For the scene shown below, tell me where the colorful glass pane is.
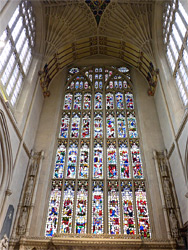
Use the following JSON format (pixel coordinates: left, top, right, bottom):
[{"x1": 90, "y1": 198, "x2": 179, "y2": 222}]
[
  {"x1": 95, "y1": 81, "x2": 98, "y2": 89},
  {"x1": 94, "y1": 113, "x2": 103, "y2": 138},
  {"x1": 92, "y1": 183, "x2": 103, "y2": 234},
  {"x1": 121, "y1": 183, "x2": 136, "y2": 234},
  {"x1": 45, "y1": 182, "x2": 61, "y2": 236},
  {"x1": 94, "y1": 92, "x2": 102, "y2": 109},
  {"x1": 59, "y1": 115, "x2": 69, "y2": 138},
  {"x1": 107, "y1": 144, "x2": 117, "y2": 179},
  {"x1": 70, "y1": 114, "x2": 80, "y2": 138},
  {"x1": 106, "y1": 93, "x2": 114, "y2": 109},
  {"x1": 64, "y1": 93, "x2": 72, "y2": 110},
  {"x1": 60, "y1": 182, "x2": 75, "y2": 233},
  {"x1": 131, "y1": 142, "x2": 144, "y2": 179},
  {"x1": 127, "y1": 112, "x2": 138, "y2": 138},
  {"x1": 53, "y1": 143, "x2": 66, "y2": 179},
  {"x1": 106, "y1": 113, "x2": 116, "y2": 138},
  {"x1": 99, "y1": 81, "x2": 102, "y2": 89},
  {"x1": 73, "y1": 93, "x2": 82, "y2": 110},
  {"x1": 80, "y1": 81, "x2": 83, "y2": 89},
  {"x1": 118, "y1": 67, "x2": 129, "y2": 73},
  {"x1": 116, "y1": 92, "x2": 124, "y2": 109},
  {"x1": 66, "y1": 144, "x2": 78, "y2": 179},
  {"x1": 93, "y1": 143, "x2": 103, "y2": 179},
  {"x1": 125, "y1": 93, "x2": 134, "y2": 109},
  {"x1": 108, "y1": 182, "x2": 120, "y2": 234},
  {"x1": 135, "y1": 182, "x2": 150, "y2": 238},
  {"x1": 117, "y1": 114, "x2": 126, "y2": 138},
  {"x1": 83, "y1": 93, "x2": 91, "y2": 109},
  {"x1": 75, "y1": 183, "x2": 88, "y2": 234},
  {"x1": 70, "y1": 81, "x2": 74, "y2": 89},
  {"x1": 79, "y1": 144, "x2": 89, "y2": 178},
  {"x1": 84, "y1": 81, "x2": 89, "y2": 89},
  {"x1": 81, "y1": 114, "x2": 90, "y2": 138},
  {"x1": 69, "y1": 67, "x2": 79, "y2": 74},
  {"x1": 119, "y1": 143, "x2": 130, "y2": 179}
]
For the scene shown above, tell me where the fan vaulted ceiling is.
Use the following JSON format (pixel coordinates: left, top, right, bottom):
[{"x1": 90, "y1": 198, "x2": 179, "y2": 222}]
[{"x1": 38, "y1": 0, "x2": 162, "y2": 96}]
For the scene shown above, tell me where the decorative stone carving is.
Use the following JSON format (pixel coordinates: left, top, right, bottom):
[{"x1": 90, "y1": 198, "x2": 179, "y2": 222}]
[
  {"x1": 18, "y1": 207, "x2": 28, "y2": 235},
  {"x1": 159, "y1": 159, "x2": 168, "y2": 177},
  {"x1": 0, "y1": 234, "x2": 8, "y2": 250},
  {"x1": 24, "y1": 177, "x2": 34, "y2": 206},
  {"x1": 163, "y1": 178, "x2": 173, "y2": 209},
  {"x1": 169, "y1": 209, "x2": 179, "y2": 238}
]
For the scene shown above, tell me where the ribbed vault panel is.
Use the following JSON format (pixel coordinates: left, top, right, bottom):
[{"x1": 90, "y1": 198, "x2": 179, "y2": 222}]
[
  {"x1": 43, "y1": 1, "x2": 97, "y2": 56},
  {"x1": 99, "y1": 2, "x2": 153, "y2": 57}
]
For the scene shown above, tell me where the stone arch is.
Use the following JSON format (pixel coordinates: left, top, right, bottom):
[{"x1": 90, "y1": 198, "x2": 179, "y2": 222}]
[
  {"x1": 185, "y1": 136, "x2": 188, "y2": 185},
  {"x1": 0, "y1": 110, "x2": 13, "y2": 212}
]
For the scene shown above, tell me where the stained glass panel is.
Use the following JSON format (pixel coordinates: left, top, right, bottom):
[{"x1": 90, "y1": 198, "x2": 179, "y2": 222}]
[
  {"x1": 66, "y1": 143, "x2": 78, "y2": 179},
  {"x1": 121, "y1": 182, "x2": 136, "y2": 234},
  {"x1": 117, "y1": 113, "x2": 127, "y2": 138},
  {"x1": 127, "y1": 111, "x2": 138, "y2": 138},
  {"x1": 75, "y1": 182, "x2": 88, "y2": 234},
  {"x1": 108, "y1": 182, "x2": 120, "y2": 234},
  {"x1": 70, "y1": 114, "x2": 80, "y2": 138},
  {"x1": 79, "y1": 143, "x2": 89, "y2": 178},
  {"x1": 93, "y1": 143, "x2": 103, "y2": 179},
  {"x1": 106, "y1": 113, "x2": 116, "y2": 138},
  {"x1": 94, "y1": 113, "x2": 103, "y2": 138},
  {"x1": 45, "y1": 182, "x2": 62, "y2": 236},
  {"x1": 83, "y1": 93, "x2": 91, "y2": 109},
  {"x1": 60, "y1": 181, "x2": 75, "y2": 233},
  {"x1": 125, "y1": 93, "x2": 134, "y2": 110},
  {"x1": 81, "y1": 113, "x2": 90, "y2": 138},
  {"x1": 106, "y1": 93, "x2": 114, "y2": 110},
  {"x1": 131, "y1": 141, "x2": 144, "y2": 179},
  {"x1": 94, "y1": 92, "x2": 102, "y2": 109},
  {"x1": 107, "y1": 143, "x2": 118, "y2": 179},
  {"x1": 119, "y1": 142, "x2": 130, "y2": 179},
  {"x1": 116, "y1": 92, "x2": 124, "y2": 109},
  {"x1": 64, "y1": 93, "x2": 72, "y2": 110},
  {"x1": 92, "y1": 182, "x2": 103, "y2": 234},
  {"x1": 73, "y1": 93, "x2": 82, "y2": 110},
  {"x1": 135, "y1": 182, "x2": 150, "y2": 238},
  {"x1": 59, "y1": 114, "x2": 70, "y2": 138},
  {"x1": 53, "y1": 143, "x2": 66, "y2": 179}
]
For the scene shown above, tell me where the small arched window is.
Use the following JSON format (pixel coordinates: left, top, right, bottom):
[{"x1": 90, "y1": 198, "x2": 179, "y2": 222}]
[
  {"x1": 0, "y1": 0, "x2": 35, "y2": 106},
  {"x1": 163, "y1": 0, "x2": 188, "y2": 106}
]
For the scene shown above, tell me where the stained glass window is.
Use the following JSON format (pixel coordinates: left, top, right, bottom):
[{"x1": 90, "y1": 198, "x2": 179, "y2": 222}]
[
  {"x1": 94, "y1": 92, "x2": 102, "y2": 109},
  {"x1": 92, "y1": 182, "x2": 103, "y2": 234},
  {"x1": 106, "y1": 93, "x2": 114, "y2": 109},
  {"x1": 75, "y1": 182, "x2": 88, "y2": 234},
  {"x1": 108, "y1": 181, "x2": 120, "y2": 234},
  {"x1": 45, "y1": 181, "x2": 62, "y2": 236},
  {"x1": 60, "y1": 181, "x2": 75, "y2": 233},
  {"x1": 46, "y1": 66, "x2": 151, "y2": 238},
  {"x1": 106, "y1": 113, "x2": 116, "y2": 138},
  {"x1": 59, "y1": 113, "x2": 70, "y2": 138},
  {"x1": 66, "y1": 143, "x2": 78, "y2": 179},
  {"x1": 83, "y1": 93, "x2": 91, "y2": 109},
  {"x1": 79, "y1": 143, "x2": 89, "y2": 178},
  {"x1": 93, "y1": 143, "x2": 103, "y2": 179},
  {"x1": 53, "y1": 143, "x2": 66, "y2": 179},
  {"x1": 94, "y1": 113, "x2": 103, "y2": 138},
  {"x1": 107, "y1": 143, "x2": 118, "y2": 179},
  {"x1": 119, "y1": 142, "x2": 130, "y2": 179},
  {"x1": 121, "y1": 182, "x2": 136, "y2": 234}
]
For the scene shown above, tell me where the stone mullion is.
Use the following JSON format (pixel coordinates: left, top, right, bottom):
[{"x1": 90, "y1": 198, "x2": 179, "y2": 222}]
[
  {"x1": 87, "y1": 78, "x2": 94, "y2": 233},
  {"x1": 103, "y1": 77, "x2": 108, "y2": 234}
]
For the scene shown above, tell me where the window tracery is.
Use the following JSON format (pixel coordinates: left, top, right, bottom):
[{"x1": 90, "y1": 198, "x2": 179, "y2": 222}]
[{"x1": 45, "y1": 66, "x2": 151, "y2": 238}]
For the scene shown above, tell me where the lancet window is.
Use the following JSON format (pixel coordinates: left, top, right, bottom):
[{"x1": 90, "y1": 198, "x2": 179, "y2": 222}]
[{"x1": 45, "y1": 66, "x2": 151, "y2": 238}]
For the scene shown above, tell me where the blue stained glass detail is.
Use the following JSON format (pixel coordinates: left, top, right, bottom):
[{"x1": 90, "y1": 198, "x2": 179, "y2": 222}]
[
  {"x1": 117, "y1": 114, "x2": 127, "y2": 138},
  {"x1": 64, "y1": 93, "x2": 72, "y2": 110},
  {"x1": 127, "y1": 112, "x2": 138, "y2": 138},
  {"x1": 93, "y1": 143, "x2": 103, "y2": 179},
  {"x1": 106, "y1": 93, "x2": 114, "y2": 109},
  {"x1": 66, "y1": 144, "x2": 78, "y2": 179},
  {"x1": 53, "y1": 143, "x2": 66, "y2": 179},
  {"x1": 73, "y1": 93, "x2": 82, "y2": 110},
  {"x1": 125, "y1": 93, "x2": 134, "y2": 109},
  {"x1": 70, "y1": 114, "x2": 80, "y2": 138},
  {"x1": 106, "y1": 113, "x2": 115, "y2": 138},
  {"x1": 131, "y1": 142, "x2": 144, "y2": 179},
  {"x1": 94, "y1": 92, "x2": 102, "y2": 109},
  {"x1": 119, "y1": 143, "x2": 130, "y2": 179},
  {"x1": 69, "y1": 67, "x2": 79, "y2": 74},
  {"x1": 116, "y1": 92, "x2": 124, "y2": 109},
  {"x1": 59, "y1": 114, "x2": 69, "y2": 138},
  {"x1": 79, "y1": 144, "x2": 89, "y2": 179}
]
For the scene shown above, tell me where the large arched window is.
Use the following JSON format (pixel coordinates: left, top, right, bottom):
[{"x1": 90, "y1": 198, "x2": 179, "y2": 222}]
[
  {"x1": 163, "y1": 0, "x2": 188, "y2": 106},
  {"x1": 0, "y1": 0, "x2": 35, "y2": 106},
  {"x1": 45, "y1": 66, "x2": 151, "y2": 238}
]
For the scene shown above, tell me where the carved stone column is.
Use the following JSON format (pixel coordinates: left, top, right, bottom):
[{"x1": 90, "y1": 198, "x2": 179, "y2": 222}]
[
  {"x1": 153, "y1": 150, "x2": 182, "y2": 241},
  {"x1": 13, "y1": 151, "x2": 44, "y2": 238}
]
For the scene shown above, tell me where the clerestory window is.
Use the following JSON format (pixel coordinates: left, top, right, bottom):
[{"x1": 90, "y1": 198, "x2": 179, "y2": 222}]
[
  {"x1": 45, "y1": 66, "x2": 151, "y2": 238},
  {"x1": 0, "y1": 0, "x2": 35, "y2": 106},
  {"x1": 163, "y1": 0, "x2": 188, "y2": 106}
]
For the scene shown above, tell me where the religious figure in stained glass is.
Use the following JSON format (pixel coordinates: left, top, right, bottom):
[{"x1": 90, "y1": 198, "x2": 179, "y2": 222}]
[
  {"x1": 81, "y1": 113, "x2": 90, "y2": 138},
  {"x1": 70, "y1": 113, "x2": 80, "y2": 138},
  {"x1": 117, "y1": 113, "x2": 126, "y2": 138},
  {"x1": 119, "y1": 142, "x2": 130, "y2": 179},
  {"x1": 127, "y1": 111, "x2": 138, "y2": 138},
  {"x1": 107, "y1": 143, "x2": 118, "y2": 179},
  {"x1": 64, "y1": 93, "x2": 72, "y2": 110},
  {"x1": 94, "y1": 92, "x2": 102, "y2": 109},
  {"x1": 59, "y1": 114, "x2": 70, "y2": 138},
  {"x1": 93, "y1": 143, "x2": 103, "y2": 179},
  {"x1": 53, "y1": 143, "x2": 66, "y2": 179},
  {"x1": 78, "y1": 143, "x2": 89, "y2": 178},
  {"x1": 66, "y1": 143, "x2": 78, "y2": 179},
  {"x1": 83, "y1": 93, "x2": 91, "y2": 109},
  {"x1": 106, "y1": 113, "x2": 116, "y2": 138},
  {"x1": 92, "y1": 182, "x2": 103, "y2": 234},
  {"x1": 94, "y1": 113, "x2": 103, "y2": 138}
]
